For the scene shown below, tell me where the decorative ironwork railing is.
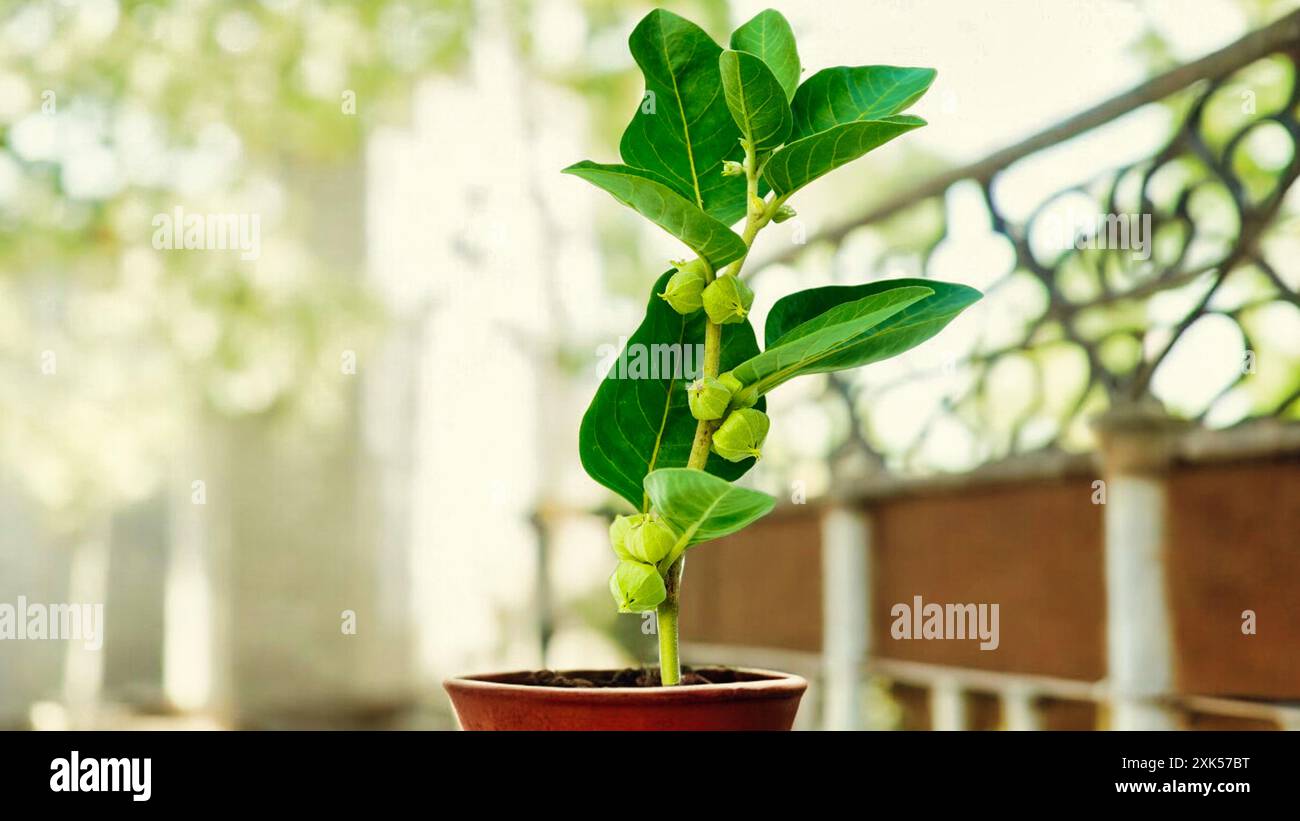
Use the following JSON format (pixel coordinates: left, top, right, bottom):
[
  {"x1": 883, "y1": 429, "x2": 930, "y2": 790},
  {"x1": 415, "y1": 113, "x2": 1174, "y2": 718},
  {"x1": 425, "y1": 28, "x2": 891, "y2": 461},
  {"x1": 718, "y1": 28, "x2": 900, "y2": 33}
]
[{"x1": 750, "y1": 11, "x2": 1300, "y2": 476}]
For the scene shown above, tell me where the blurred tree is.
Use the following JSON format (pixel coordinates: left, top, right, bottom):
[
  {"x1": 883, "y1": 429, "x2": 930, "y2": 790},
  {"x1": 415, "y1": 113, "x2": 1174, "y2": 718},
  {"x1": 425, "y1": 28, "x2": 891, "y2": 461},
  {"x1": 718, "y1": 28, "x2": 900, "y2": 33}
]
[{"x1": 0, "y1": 0, "x2": 474, "y2": 522}]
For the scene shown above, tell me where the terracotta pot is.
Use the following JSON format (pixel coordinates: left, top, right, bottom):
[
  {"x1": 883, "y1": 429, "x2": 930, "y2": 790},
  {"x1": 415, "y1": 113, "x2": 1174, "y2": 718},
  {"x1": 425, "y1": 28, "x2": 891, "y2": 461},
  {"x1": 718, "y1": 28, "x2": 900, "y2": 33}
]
[{"x1": 444, "y1": 667, "x2": 807, "y2": 730}]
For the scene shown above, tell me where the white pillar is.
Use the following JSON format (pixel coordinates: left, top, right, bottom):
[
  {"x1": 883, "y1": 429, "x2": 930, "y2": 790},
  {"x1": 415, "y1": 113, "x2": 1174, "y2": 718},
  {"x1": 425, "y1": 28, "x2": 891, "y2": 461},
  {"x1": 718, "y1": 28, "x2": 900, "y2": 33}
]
[
  {"x1": 1093, "y1": 403, "x2": 1185, "y2": 730},
  {"x1": 0, "y1": 477, "x2": 65, "y2": 728},
  {"x1": 62, "y1": 520, "x2": 111, "y2": 729},
  {"x1": 821, "y1": 505, "x2": 871, "y2": 730},
  {"x1": 163, "y1": 443, "x2": 226, "y2": 715},
  {"x1": 930, "y1": 676, "x2": 967, "y2": 730},
  {"x1": 1001, "y1": 682, "x2": 1041, "y2": 730}
]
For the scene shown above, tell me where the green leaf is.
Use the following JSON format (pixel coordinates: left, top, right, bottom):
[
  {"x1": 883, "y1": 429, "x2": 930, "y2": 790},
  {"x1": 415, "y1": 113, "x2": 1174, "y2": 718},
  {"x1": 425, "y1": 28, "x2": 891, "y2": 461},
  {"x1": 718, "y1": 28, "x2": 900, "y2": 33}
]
[
  {"x1": 719, "y1": 50, "x2": 793, "y2": 152},
  {"x1": 730, "y1": 284, "x2": 934, "y2": 396},
  {"x1": 580, "y1": 270, "x2": 767, "y2": 510},
  {"x1": 620, "y1": 9, "x2": 747, "y2": 225},
  {"x1": 790, "y1": 65, "x2": 936, "y2": 141},
  {"x1": 563, "y1": 161, "x2": 747, "y2": 268},
  {"x1": 764, "y1": 279, "x2": 983, "y2": 373},
  {"x1": 730, "y1": 9, "x2": 801, "y2": 102},
  {"x1": 643, "y1": 468, "x2": 775, "y2": 549},
  {"x1": 763, "y1": 115, "x2": 926, "y2": 197}
]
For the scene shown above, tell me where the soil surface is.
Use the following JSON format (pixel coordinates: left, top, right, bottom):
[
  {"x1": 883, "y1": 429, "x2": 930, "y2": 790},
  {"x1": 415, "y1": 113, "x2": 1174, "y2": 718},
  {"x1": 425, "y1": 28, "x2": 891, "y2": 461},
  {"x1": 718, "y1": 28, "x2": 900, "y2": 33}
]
[{"x1": 511, "y1": 666, "x2": 743, "y2": 688}]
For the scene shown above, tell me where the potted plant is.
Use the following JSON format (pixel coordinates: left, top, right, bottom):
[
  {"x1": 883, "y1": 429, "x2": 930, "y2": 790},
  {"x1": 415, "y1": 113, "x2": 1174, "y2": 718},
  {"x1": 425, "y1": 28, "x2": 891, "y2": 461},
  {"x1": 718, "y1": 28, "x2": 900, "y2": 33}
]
[{"x1": 445, "y1": 6, "x2": 979, "y2": 730}]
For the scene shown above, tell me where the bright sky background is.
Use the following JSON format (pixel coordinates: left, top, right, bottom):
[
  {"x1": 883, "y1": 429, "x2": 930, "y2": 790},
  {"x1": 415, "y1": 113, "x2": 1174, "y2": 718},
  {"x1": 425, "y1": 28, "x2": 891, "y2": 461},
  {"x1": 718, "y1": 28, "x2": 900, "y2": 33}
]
[{"x1": 757, "y1": 0, "x2": 1247, "y2": 159}]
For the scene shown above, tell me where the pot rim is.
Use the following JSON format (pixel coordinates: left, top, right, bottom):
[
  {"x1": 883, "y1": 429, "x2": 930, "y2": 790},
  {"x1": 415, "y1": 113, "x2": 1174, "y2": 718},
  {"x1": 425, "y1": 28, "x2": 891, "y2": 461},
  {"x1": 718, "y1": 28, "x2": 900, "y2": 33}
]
[{"x1": 444, "y1": 666, "x2": 807, "y2": 702}]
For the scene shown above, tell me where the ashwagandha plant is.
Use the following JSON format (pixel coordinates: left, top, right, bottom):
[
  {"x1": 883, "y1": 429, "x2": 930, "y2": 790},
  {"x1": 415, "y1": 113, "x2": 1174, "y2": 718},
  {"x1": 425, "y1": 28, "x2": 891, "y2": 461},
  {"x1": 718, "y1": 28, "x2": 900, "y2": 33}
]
[{"x1": 565, "y1": 7, "x2": 981, "y2": 685}]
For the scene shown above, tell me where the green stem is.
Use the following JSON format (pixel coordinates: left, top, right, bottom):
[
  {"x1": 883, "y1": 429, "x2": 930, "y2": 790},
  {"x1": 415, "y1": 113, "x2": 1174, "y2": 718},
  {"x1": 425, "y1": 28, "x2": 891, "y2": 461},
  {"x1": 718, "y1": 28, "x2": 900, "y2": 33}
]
[
  {"x1": 657, "y1": 559, "x2": 682, "y2": 685},
  {"x1": 656, "y1": 139, "x2": 782, "y2": 685}
]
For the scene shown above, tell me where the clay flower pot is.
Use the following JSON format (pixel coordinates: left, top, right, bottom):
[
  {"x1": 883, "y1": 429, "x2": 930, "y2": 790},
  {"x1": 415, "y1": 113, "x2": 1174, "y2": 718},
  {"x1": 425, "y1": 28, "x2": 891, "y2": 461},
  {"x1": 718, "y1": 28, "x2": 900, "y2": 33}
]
[{"x1": 444, "y1": 667, "x2": 806, "y2": 731}]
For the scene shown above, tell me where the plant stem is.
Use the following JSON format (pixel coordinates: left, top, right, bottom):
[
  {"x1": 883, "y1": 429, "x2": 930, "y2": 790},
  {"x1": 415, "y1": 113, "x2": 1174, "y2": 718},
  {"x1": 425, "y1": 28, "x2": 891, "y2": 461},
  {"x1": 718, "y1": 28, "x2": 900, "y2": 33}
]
[
  {"x1": 657, "y1": 559, "x2": 682, "y2": 684},
  {"x1": 656, "y1": 139, "x2": 782, "y2": 685}
]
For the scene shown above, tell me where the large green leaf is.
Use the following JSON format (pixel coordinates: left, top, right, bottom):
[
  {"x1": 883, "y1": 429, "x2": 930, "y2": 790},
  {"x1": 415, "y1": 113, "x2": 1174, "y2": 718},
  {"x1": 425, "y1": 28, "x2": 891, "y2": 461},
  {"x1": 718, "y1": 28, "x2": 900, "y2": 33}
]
[
  {"x1": 720, "y1": 50, "x2": 793, "y2": 152},
  {"x1": 730, "y1": 285, "x2": 934, "y2": 396},
  {"x1": 580, "y1": 270, "x2": 766, "y2": 510},
  {"x1": 729, "y1": 9, "x2": 800, "y2": 102},
  {"x1": 765, "y1": 278, "x2": 983, "y2": 373},
  {"x1": 791, "y1": 65, "x2": 936, "y2": 140},
  {"x1": 643, "y1": 468, "x2": 775, "y2": 553},
  {"x1": 619, "y1": 9, "x2": 747, "y2": 225},
  {"x1": 763, "y1": 115, "x2": 926, "y2": 197},
  {"x1": 563, "y1": 161, "x2": 747, "y2": 268}
]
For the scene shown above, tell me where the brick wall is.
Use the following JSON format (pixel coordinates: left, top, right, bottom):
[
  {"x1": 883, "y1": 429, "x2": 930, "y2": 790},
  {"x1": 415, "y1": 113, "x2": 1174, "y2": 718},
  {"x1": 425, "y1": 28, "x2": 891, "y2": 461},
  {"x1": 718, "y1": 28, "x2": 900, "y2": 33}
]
[{"x1": 680, "y1": 454, "x2": 1300, "y2": 699}]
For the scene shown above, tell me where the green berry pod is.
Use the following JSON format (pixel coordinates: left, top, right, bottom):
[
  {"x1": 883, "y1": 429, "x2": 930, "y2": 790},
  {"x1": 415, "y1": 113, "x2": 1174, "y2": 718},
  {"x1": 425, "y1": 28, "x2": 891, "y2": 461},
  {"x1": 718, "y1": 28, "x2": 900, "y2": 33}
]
[
  {"x1": 772, "y1": 203, "x2": 797, "y2": 223},
  {"x1": 687, "y1": 376, "x2": 732, "y2": 421},
  {"x1": 702, "y1": 275, "x2": 754, "y2": 325},
  {"x1": 717, "y1": 371, "x2": 757, "y2": 409},
  {"x1": 625, "y1": 513, "x2": 677, "y2": 564},
  {"x1": 608, "y1": 514, "x2": 641, "y2": 561},
  {"x1": 659, "y1": 268, "x2": 706, "y2": 314},
  {"x1": 608, "y1": 560, "x2": 667, "y2": 613},
  {"x1": 711, "y1": 408, "x2": 770, "y2": 462}
]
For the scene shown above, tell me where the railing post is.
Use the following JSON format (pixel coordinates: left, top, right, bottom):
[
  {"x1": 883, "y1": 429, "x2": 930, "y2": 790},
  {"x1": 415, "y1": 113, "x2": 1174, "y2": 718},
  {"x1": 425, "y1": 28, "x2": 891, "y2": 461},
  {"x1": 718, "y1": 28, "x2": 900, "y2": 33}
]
[
  {"x1": 930, "y1": 676, "x2": 968, "y2": 730},
  {"x1": 1001, "y1": 682, "x2": 1042, "y2": 731},
  {"x1": 1093, "y1": 403, "x2": 1186, "y2": 730},
  {"x1": 820, "y1": 504, "x2": 872, "y2": 730}
]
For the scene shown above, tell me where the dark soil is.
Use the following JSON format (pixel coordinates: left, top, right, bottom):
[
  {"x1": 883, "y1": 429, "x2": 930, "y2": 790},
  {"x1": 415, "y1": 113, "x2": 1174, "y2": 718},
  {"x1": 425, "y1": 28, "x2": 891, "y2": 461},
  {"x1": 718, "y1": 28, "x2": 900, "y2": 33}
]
[{"x1": 511, "y1": 666, "x2": 744, "y2": 688}]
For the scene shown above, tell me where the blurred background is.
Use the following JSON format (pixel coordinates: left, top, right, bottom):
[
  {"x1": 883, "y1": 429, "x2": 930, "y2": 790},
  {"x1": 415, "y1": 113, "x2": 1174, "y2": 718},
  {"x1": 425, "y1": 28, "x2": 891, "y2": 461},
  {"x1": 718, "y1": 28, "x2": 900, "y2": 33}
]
[{"x1": 1, "y1": 0, "x2": 1297, "y2": 730}]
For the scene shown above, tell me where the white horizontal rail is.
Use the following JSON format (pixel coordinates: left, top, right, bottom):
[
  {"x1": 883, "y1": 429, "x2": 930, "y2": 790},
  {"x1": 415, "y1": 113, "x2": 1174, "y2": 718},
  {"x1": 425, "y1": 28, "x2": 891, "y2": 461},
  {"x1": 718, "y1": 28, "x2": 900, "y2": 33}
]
[{"x1": 686, "y1": 643, "x2": 1300, "y2": 728}]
